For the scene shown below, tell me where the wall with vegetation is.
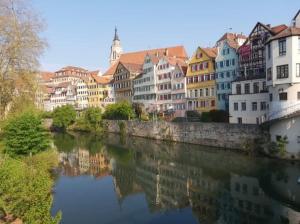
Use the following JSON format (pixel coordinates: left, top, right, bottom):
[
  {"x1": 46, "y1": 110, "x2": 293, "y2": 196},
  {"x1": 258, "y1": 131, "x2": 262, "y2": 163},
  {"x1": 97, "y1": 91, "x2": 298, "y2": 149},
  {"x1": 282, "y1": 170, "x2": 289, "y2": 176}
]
[{"x1": 104, "y1": 120, "x2": 263, "y2": 151}]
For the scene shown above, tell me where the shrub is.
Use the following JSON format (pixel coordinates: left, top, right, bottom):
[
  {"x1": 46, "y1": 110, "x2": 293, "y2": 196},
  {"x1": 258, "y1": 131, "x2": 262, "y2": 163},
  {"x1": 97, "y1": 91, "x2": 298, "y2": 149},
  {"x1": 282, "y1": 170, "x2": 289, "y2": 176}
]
[
  {"x1": 0, "y1": 150, "x2": 61, "y2": 224},
  {"x1": 52, "y1": 105, "x2": 76, "y2": 130},
  {"x1": 84, "y1": 107, "x2": 102, "y2": 131},
  {"x1": 103, "y1": 102, "x2": 135, "y2": 120},
  {"x1": 2, "y1": 112, "x2": 50, "y2": 157}
]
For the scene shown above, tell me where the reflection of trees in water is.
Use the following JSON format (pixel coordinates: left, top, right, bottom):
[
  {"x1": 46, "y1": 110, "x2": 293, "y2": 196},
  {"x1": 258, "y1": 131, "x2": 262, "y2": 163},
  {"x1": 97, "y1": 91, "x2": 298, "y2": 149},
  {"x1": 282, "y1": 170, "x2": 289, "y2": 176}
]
[{"x1": 54, "y1": 133, "x2": 300, "y2": 224}]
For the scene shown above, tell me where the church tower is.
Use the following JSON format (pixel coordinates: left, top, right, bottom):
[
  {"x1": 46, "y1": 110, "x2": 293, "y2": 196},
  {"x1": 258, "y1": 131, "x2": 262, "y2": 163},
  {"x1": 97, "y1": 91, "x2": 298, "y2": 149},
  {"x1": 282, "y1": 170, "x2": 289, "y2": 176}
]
[{"x1": 109, "y1": 27, "x2": 123, "y2": 66}]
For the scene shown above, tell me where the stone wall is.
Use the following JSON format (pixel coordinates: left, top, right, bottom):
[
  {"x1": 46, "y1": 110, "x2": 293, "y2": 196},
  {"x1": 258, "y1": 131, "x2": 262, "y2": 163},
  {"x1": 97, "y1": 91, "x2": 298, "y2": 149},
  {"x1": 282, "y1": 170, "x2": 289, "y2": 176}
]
[{"x1": 103, "y1": 120, "x2": 263, "y2": 151}]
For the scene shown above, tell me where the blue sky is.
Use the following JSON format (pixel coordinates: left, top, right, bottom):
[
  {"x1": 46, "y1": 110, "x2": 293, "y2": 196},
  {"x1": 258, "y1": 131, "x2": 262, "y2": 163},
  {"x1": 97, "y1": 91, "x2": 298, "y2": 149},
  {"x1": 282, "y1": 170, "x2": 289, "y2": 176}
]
[{"x1": 32, "y1": 0, "x2": 300, "y2": 73}]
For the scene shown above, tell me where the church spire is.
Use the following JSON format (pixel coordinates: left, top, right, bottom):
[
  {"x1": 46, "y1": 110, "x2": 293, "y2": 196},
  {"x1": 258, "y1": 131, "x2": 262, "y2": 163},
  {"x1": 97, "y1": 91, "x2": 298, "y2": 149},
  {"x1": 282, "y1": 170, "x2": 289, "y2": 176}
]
[
  {"x1": 114, "y1": 26, "x2": 120, "y2": 41},
  {"x1": 109, "y1": 26, "x2": 123, "y2": 66}
]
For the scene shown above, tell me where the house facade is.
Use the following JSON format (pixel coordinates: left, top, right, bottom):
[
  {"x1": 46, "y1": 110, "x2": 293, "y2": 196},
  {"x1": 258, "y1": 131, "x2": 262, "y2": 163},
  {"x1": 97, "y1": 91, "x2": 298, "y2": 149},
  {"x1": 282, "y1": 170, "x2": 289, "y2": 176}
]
[
  {"x1": 229, "y1": 78, "x2": 268, "y2": 124},
  {"x1": 186, "y1": 47, "x2": 217, "y2": 113},
  {"x1": 215, "y1": 33, "x2": 246, "y2": 111},
  {"x1": 266, "y1": 10, "x2": 300, "y2": 154},
  {"x1": 113, "y1": 62, "x2": 143, "y2": 103},
  {"x1": 132, "y1": 54, "x2": 158, "y2": 113},
  {"x1": 229, "y1": 22, "x2": 287, "y2": 124}
]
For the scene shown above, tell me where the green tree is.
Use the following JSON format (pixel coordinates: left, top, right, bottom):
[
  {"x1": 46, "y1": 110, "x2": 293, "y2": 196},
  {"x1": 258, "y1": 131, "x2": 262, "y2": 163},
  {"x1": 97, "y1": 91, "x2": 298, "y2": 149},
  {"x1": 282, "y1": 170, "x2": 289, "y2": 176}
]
[
  {"x1": 2, "y1": 112, "x2": 50, "y2": 157},
  {"x1": 84, "y1": 107, "x2": 102, "y2": 131},
  {"x1": 52, "y1": 105, "x2": 76, "y2": 131},
  {"x1": 103, "y1": 102, "x2": 135, "y2": 120}
]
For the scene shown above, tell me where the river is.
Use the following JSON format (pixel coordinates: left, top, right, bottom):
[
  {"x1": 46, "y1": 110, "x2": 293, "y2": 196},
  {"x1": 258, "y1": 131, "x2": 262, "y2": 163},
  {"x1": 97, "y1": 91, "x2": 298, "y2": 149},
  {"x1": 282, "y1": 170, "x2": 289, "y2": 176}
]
[{"x1": 51, "y1": 132, "x2": 300, "y2": 224}]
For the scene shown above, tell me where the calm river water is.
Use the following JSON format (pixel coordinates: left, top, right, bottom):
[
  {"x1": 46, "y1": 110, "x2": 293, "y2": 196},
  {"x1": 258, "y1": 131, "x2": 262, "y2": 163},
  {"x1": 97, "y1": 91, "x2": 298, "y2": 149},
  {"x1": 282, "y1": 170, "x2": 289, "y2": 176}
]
[{"x1": 51, "y1": 133, "x2": 300, "y2": 224}]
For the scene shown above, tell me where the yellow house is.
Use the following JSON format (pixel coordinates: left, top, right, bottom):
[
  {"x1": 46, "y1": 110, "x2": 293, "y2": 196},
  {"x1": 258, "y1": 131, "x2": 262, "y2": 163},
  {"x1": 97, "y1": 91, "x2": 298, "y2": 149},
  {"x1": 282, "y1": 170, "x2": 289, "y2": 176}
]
[
  {"x1": 186, "y1": 47, "x2": 217, "y2": 112},
  {"x1": 87, "y1": 72, "x2": 112, "y2": 109}
]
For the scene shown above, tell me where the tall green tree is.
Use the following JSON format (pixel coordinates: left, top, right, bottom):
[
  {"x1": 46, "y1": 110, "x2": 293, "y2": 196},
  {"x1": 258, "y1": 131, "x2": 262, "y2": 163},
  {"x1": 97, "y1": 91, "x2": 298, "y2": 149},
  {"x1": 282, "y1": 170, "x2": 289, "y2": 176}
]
[
  {"x1": 2, "y1": 112, "x2": 50, "y2": 157},
  {"x1": 52, "y1": 105, "x2": 76, "y2": 131}
]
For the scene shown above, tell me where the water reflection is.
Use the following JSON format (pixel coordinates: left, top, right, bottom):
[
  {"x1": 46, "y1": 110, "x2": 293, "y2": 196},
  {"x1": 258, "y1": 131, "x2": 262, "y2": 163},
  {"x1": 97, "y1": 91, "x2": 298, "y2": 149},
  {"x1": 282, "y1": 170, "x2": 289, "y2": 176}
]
[{"x1": 52, "y1": 133, "x2": 300, "y2": 224}]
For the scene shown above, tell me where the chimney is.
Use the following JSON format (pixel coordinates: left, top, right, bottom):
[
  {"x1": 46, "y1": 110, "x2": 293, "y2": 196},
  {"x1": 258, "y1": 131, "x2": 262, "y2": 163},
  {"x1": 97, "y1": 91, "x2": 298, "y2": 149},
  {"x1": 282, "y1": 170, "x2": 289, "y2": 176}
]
[{"x1": 155, "y1": 51, "x2": 159, "y2": 57}]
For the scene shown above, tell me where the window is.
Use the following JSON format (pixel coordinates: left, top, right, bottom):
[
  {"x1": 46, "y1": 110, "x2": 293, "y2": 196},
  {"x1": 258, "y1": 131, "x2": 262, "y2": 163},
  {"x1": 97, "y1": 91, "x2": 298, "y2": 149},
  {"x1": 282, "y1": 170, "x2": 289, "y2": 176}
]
[
  {"x1": 261, "y1": 102, "x2": 267, "y2": 111},
  {"x1": 269, "y1": 93, "x2": 273, "y2": 102},
  {"x1": 297, "y1": 136, "x2": 300, "y2": 143},
  {"x1": 298, "y1": 92, "x2": 300, "y2": 100},
  {"x1": 279, "y1": 92, "x2": 287, "y2": 101},
  {"x1": 245, "y1": 83, "x2": 250, "y2": 94},
  {"x1": 252, "y1": 102, "x2": 257, "y2": 111},
  {"x1": 277, "y1": 65, "x2": 289, "y2": 79},
  {"x1": 226, "y1": 60, "x2": 230, "y2": 67},
  {"x1": 253, "y1": 82, "x2": 259, "y2": 93},
  {"x1": 278, "y1": 38, "x2": 286, "y2": 56},
  {"x1": 267, "y1": 43, "x2": 271, "y2": 59},
  {"x1": 232, "y1": 59, "x2": 235, "y2": 66},
  {"x1": 234, "y1": 103, "x2": 238, "y2": 111},
  {"x1": 236, "y1": 84, "x2": 241, "y2": 94},
  {"x1": 297, "y1": 64, "x2": 300, "y2": 77},
  {"x1": 267, "y1": 68, "x2": 272, "y2": 81},
  {"x1": 241, "y1": 102, "x2": 246, "y2": 111},
  {"x1": 238, "y1": 117, "x2": 242, "y2": 124}
]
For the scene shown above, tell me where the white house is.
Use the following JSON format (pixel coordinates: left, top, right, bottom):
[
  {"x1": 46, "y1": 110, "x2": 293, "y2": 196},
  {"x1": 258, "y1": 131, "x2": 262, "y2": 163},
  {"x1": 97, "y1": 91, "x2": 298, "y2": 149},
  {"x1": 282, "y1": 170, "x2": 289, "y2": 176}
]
[
  {"x1": 229, "y1": 78, "x2": 268, "y2": 124},
  {"x1": 265, "y1": 10, "x2": 300, "y2": 155},
  {"x1": 133, "y1": 54, "x2": 159, "y2": 113}
]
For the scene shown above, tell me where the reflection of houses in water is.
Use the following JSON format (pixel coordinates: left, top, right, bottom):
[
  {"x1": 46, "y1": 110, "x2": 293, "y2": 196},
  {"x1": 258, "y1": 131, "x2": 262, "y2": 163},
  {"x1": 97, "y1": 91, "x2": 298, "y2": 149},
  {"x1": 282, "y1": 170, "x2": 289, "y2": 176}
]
[
  {"x1": 112, "y1": 163, "x2": 141, "y2": 201},
  {"x1": 220, "y1": 174, "x2": 300, "y2": 224},
  {"x1": 78, "y1": 148, "x2": 90, "y2": 174},
  {"x1": 89, "y1": 150, "x2": 111, "y2": 177},
  {"x1": 59, "y1": 147, "x2": 112, "y2": 178}
]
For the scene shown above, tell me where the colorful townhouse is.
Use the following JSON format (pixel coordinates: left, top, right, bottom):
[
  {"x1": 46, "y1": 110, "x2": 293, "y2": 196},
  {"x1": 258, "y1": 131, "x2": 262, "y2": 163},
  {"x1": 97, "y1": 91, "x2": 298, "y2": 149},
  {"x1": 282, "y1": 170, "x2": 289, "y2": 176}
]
[
  {"x1": 171, "y1": 63, "x2": 188, "y2": 117},
  {"x1": 229, "y1": 22, "x2": 287, "y2": 124},
  {"x1": 265, "y1": 10, "x2": 300, "y2": 155},
  {"x1": 186, "y1": 47, "x2": 217, "y2": 113},
  {"x1": 132, "y1": 54, "x2": 159, "y2": 113},
  {"x1": 87, "y1": 72, "x2": 112, "y2": 109},
  {"x1": 113, "y1": 62, "x2": 143, "y2": 103},
  {"x1": 155, "y1": 56, "x2": 187, "y2": 117},
  {"x1": 75, "y1": 77, "x2": 89, "y2": 110},
  {"x1": 215, "y1": 33, "x2": 247, "y2": 111}
]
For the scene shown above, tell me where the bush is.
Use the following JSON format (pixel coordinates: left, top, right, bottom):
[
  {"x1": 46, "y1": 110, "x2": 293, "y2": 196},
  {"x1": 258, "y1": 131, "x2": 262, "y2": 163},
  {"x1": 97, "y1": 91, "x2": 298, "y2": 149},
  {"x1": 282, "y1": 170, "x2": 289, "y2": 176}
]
[
  {"x1": 103, "y1": 102, "x2": 135, "y2": 120},
  {"x1": 0, "y1": 150, "x2": 61, "y2": 224},
  {"x1": 52, "y1": 105, "x2": 76, "y2": 130},
  {"x1": 2, "y1": 112, "x2": 50, "y2": 157},
  {"x1": 84, "y1": 107, "x2": 102, "y2": 131}
]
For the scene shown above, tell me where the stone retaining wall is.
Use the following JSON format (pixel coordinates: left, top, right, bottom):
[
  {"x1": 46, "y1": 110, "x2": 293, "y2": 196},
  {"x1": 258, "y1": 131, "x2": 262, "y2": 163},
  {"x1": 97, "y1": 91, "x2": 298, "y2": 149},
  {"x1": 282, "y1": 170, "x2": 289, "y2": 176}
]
[{"x1": 104, "y1": 120, "x2": 263, "y2": 150}]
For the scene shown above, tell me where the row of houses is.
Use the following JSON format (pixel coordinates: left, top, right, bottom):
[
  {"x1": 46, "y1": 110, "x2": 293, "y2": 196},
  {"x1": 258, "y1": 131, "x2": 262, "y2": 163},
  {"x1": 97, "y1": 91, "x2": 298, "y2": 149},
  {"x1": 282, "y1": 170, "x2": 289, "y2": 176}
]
[
  {"x1": 37, "y1": 10, "x2": 300, "y2": 154},
  {"x1": 39, "y1": 10, "x2": 300, "y2": 125}
]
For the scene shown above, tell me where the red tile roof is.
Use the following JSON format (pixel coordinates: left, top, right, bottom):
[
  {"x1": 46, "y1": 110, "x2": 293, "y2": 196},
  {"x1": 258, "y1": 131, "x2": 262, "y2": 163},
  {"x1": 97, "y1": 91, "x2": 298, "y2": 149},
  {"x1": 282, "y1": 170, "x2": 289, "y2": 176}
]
[
  {"x1": 202, "y1": 47, "x2": 217, "y2": 58},
  {"x1": 40, "y1": 71, "x2": 55, "y2": 82},
  {"x1": 268, "y1": 26, "x2": 300, "y2": 42},
  {"x1": 217, "y1": 32, "x2": 247, "y2": 43},
  {"x1": 271, "y1": 24, "x2": 288, "y2": 34},
  {"x1": 91, "y1": 73, "x2": 112, "y2": 84},
  {"x1": 121, "y1": 62, "x2": 143, "y2": 73},
  {"x1": 104, "y1": 46, "x2": 188, "y2": 76}
]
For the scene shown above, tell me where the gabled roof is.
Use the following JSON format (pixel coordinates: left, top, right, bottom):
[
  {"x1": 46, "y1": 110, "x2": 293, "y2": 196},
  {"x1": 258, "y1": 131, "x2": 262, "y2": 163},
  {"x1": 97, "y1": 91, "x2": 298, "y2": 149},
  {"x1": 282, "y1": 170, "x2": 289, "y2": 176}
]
[
  {"x1": 292, "y1": 9, "x2": 300, "y2": 21},
  {"x1": 268, "y1": 26, "x2": 300, "y2": 42},
  {"x1": 217, "y1": 32, "x2": 247, "y2": 43},
  {"x1": 202, "y1": 47, "x2": 217, "y2": 58},
  {"x1": 120, "y1": 62, "x2": 143, "y2": 73},
  {"x1": 104, "y1": 46, "x2": 188, "y2": 76},
  {"x1": 91, "y1": 73, "x2": 112, "y2": 84},
  {"x1": 239, "y1": 22, "x2": 287, "y2": 48}
]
